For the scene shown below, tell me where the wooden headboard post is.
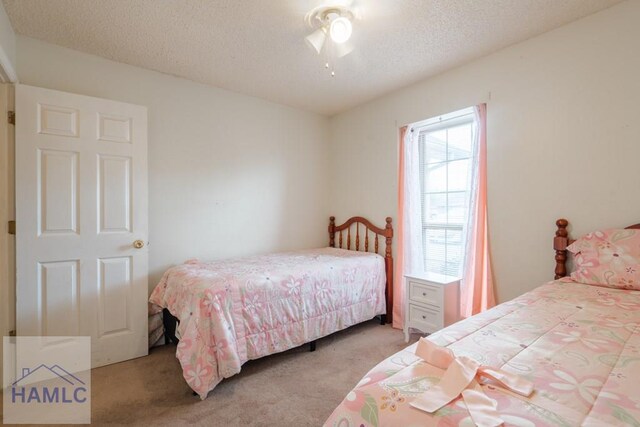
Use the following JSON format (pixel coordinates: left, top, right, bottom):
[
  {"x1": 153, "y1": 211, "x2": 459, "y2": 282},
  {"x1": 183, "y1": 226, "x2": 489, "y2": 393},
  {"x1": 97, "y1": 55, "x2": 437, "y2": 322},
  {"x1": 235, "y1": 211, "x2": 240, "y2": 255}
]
[
  {"x1": 554, "y1": 219, "x2": 640, "y2": 279},
  {"x1": 329, "y1": 216, "x2": 336, "y2": 248},
  {"x1": 554, "y1": 218, "x2": 569, "y2": 279},
  {"x1": 328, "y1": 216, "x2": 394, "y2": 324}
]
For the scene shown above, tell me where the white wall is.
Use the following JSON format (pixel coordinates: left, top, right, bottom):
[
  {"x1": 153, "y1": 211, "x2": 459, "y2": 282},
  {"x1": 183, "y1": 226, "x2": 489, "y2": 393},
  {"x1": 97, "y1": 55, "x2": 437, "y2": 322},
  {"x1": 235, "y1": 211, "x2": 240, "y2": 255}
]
[
  {"x1": 16, "y1": 36, "x2": 330, "y2": 291},
  {"x1": 329, "y1": 0, "x2": 640, "y2": 303}
]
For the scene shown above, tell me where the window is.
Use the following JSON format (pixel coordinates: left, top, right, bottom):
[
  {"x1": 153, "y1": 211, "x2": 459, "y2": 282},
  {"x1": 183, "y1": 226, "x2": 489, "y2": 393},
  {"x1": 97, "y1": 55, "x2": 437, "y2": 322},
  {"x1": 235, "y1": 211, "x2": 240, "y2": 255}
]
[{"x1": 417, "y1": 108, "x2": 476, "y2": 277}]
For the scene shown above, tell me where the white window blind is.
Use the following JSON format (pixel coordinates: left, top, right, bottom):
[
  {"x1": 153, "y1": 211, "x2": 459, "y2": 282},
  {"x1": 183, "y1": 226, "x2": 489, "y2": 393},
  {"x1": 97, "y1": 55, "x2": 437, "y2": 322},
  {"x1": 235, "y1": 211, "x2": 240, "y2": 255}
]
[{"x1": 417, "y1": 108, "x2": 476, "y2": 277}]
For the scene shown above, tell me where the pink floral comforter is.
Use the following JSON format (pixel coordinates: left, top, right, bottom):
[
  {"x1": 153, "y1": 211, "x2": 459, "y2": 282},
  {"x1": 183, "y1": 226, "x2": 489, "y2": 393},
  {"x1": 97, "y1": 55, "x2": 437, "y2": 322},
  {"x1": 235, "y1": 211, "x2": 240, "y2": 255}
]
[
  {"x1": 149, "y1": 247, "x2": 386, "y2": 398},
  {"x1": 325, "y1": 280, "x2": 640, "y2": 426}
]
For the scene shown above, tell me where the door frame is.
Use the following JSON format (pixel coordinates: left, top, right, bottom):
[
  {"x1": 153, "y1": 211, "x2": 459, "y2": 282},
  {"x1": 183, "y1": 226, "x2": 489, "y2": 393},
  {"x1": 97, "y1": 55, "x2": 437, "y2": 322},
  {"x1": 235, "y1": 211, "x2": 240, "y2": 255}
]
[{"x1": 0, "y1": 83, "x2": 15, "y2": 387}]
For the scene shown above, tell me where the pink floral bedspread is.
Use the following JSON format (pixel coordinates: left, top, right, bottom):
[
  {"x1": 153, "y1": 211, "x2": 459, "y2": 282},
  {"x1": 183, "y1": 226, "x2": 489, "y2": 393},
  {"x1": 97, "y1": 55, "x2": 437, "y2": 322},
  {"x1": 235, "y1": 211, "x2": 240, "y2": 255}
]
[
  {"x1": 149, "y1": 247, "x2": 386, "y2": 398},
  {"x1": 325, "y1": 280, "x2": 640, "y2": 426}
]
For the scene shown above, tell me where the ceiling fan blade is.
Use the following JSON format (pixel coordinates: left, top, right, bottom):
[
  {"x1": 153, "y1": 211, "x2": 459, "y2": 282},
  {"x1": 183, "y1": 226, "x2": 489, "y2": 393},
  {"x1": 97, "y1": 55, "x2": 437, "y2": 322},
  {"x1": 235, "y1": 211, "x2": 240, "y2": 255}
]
[
  {"x1": 334, "y1": 40, "x2": 354, "y2": 58},
  {"x1": 305, "y1": 28, "x2": 326, "y2": 54}
]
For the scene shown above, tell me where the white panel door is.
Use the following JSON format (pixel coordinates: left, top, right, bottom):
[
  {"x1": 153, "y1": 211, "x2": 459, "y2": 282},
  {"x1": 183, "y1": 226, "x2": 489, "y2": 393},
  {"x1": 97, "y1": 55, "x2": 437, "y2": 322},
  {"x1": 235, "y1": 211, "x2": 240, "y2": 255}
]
[{"x1": 16, "y1": 84, "x2": 148, "y2": 367}]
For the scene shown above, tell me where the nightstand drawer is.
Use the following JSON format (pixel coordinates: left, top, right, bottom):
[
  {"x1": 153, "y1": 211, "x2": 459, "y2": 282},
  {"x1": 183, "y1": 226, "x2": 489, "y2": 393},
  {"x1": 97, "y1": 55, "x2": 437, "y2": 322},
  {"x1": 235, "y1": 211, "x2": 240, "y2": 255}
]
[
  {"x1": 409, "y1": 304, "x2": 442, "y2": 333},
  {"x1": 404, "y1": 274, "x2": 460, "y2": 342},
  {"x1": 408, "y1": 280, "x2": 442, "y2": 307}
]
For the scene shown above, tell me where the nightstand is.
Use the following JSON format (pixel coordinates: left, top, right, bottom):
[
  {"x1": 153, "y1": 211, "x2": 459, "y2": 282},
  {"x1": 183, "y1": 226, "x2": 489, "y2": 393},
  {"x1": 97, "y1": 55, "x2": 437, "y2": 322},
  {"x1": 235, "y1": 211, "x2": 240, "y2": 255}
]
[{"x1": 404, "y1": 273, "x2": 460, "y2": 342}]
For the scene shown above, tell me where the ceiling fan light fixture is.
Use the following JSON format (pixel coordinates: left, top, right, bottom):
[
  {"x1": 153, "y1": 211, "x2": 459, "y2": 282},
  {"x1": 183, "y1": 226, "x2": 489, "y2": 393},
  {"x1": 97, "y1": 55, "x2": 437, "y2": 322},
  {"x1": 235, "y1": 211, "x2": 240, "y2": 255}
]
[
  {"x1": 329, "y1": 16, "x2": 352, "y2": 44},
  {"x1": 304, "y1": 3, "x2": 356, "y2": 74},
  {"x1": 305, "y1": 27, "x2": 327, "y2": 54}
]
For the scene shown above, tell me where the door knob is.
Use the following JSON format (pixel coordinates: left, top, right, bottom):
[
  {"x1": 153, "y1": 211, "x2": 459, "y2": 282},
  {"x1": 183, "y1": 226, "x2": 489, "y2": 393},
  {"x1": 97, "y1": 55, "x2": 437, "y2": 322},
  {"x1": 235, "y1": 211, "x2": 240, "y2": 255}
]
[{"x1": 133, "y1": 240, "x2": 144, "y2": 249}]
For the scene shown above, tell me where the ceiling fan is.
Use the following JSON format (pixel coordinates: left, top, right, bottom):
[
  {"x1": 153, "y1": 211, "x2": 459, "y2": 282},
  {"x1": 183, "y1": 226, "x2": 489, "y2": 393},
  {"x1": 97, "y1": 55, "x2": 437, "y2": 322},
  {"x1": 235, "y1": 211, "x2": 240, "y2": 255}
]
[{"x1": 304, "y1": 3, "x2": 357, "y2": 76}]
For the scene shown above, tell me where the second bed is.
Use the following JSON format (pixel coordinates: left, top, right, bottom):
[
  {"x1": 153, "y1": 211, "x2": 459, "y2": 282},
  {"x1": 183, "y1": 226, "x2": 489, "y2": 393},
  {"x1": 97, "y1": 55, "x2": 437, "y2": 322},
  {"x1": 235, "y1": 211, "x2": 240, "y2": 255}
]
[
  {"x1": 324, "y1": 219, "x2": 640, "y2": 426},
  {"x1": 149, "y1": 216, "x2": 394, "y2": 398}
]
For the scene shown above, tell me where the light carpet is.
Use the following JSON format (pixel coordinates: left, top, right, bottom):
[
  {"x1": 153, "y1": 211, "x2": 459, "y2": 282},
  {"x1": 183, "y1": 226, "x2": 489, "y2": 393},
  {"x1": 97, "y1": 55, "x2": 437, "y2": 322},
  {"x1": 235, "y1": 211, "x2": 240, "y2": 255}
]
[{"x1": 34, "y1": 320, "x2": 416, "y2": 426}]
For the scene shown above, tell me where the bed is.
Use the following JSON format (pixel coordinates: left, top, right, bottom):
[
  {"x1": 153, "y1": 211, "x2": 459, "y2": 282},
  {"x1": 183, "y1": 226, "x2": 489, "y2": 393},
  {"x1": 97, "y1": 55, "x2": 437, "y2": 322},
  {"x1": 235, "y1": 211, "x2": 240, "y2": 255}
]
[
  {"x1": 325, "y1": 219, "x2": 640, "y2": 426},
  {"x1": 149, "y1": 216, "x2": 394, "y2": 399}
]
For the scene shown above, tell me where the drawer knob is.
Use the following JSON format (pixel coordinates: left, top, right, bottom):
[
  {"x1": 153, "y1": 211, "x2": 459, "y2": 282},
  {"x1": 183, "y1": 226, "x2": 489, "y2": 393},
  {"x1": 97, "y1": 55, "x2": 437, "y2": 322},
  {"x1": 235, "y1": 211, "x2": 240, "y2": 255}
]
[
  {"x1": 422, "y1": 292, "x2": 426, "y2": 296},
  {"x1": 422, "y1": 315, "x2": 426, "y2": 319}
]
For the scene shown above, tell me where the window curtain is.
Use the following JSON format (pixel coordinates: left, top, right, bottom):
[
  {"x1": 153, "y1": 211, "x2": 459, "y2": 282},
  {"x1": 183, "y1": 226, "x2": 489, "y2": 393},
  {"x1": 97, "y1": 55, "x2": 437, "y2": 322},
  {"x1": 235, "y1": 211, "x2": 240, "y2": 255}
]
[
  {"x1": 460, "y1": 104, "x2": 496, "y2": 318},
  {"x1": 393, "y1": 126, "x2": 423, "y2": 329}
]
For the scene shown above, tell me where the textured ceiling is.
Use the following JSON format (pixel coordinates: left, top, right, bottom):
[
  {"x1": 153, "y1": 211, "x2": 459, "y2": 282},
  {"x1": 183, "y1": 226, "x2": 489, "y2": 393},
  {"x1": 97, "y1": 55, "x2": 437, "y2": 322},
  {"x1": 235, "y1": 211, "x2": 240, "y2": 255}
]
[{"x1": 2, "y1": 0, "x2": 623, "y2": 115}]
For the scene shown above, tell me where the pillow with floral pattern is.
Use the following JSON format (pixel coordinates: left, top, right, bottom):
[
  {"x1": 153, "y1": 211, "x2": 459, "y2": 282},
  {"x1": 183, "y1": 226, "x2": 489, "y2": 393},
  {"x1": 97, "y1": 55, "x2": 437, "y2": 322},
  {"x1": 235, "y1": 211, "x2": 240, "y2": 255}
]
[{"x1": 567, "y1": 228, "x2": 640, "y2": 290}]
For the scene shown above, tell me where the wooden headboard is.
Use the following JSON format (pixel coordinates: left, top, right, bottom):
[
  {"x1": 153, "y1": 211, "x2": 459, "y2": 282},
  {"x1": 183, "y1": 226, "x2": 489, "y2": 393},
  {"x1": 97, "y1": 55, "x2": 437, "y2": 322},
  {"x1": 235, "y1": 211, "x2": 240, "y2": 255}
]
[
  {"x1": 328, "y1": 216, "x2": 394, "y2": 324},
  {"x1": 553, "y1": 218, "x2": 640, "y2": 279}
]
